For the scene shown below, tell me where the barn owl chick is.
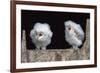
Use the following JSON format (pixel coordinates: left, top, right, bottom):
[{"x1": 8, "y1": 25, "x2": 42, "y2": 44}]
[
  {"x1": 30, "y1": 22, "x2": 53, "y2": 50},
  {"x1": 64, "y1": 20, "x2": 84, "y2": 49}
]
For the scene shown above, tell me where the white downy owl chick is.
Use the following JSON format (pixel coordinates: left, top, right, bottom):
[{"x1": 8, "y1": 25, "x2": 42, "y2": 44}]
[
  {"x1": 64, "y1": 20, "x2": 84, "y2": 49},
  {"x1": 30, "y1": 22, "x2": 53, "y2": 50}
]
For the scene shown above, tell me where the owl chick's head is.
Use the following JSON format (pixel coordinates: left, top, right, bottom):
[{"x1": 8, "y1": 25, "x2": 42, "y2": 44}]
[
  {"x1": 64, "y1": 20, "x2": 76, "y2": 33},
  {"x1": 30, "y1": 22, "x2": 53, "y2": 42}
]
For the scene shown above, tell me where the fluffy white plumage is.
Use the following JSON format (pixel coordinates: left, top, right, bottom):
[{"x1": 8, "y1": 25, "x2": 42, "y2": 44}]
[
  {"x1": 30, "y1": 22, "x2": 53, "y2": 50},
  {"x1": 64, "y1": 20, "x2": 84, "y2": 49}
]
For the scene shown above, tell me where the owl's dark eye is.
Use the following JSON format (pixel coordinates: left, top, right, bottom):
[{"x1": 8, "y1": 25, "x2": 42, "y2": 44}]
[
  {"x1": 39, "y1": 33, "x2": 43, "y2": 36},
  {"x1": 68, "y1": 27, "x2": 71, "y2": 30}
]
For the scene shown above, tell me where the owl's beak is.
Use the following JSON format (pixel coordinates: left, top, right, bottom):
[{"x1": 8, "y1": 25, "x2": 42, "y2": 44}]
[{"x1": 38, "y1": 36, "x2": 43, "y2": 40}]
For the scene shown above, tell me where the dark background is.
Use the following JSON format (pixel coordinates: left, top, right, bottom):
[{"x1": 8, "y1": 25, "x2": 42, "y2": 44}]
[{"x1": 21, "y1": 10, "x2": 90, "y2": 49}]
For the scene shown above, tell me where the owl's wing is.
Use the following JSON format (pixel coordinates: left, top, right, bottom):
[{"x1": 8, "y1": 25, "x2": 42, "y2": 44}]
[
  {"x1": 30, "y1": 29, "x2": 35, "y2": 39},
  {"x1": 74, "y1": 24, "x2": 84, "y2": 41},
  {"x1": 48, "y1": 30, "x2": 53, "y2": 38}
]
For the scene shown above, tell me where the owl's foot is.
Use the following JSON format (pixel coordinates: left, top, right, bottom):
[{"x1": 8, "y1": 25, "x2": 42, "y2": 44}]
[
  {"x1": 35, "y1": 46, "x2": 41, "y2": 50},
  {"x1": 35, "y1": 48, "x2": 40, "y2": 50},
  {"x1": 72, "y1": 46, "x2": 79, "y2": 50},
  {"x1": 41, "y1": 47, "x2": 46, "y2": 50}
]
